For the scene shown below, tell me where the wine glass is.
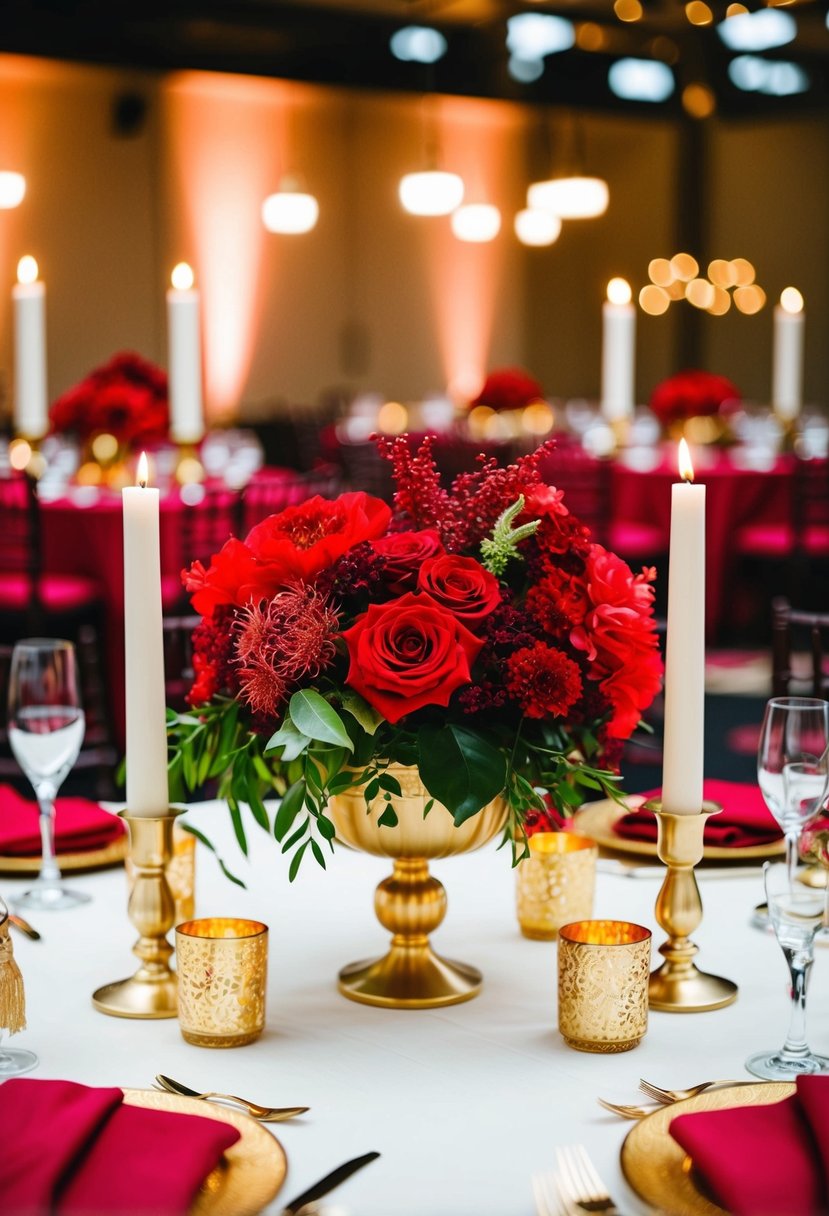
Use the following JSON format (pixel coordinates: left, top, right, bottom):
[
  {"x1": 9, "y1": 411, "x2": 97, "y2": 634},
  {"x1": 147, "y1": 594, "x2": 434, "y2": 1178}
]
[
  {"x1": 7, "y1": 639, "x2": 90, "y2": 910},
  {"x1": 757, "y1": 697, "x2": 829, "y2": 886},
  {"x1": 746, "y1": 862, "x2": 829, "y2": 1079},
  {"x1": 0, "y1": 895, "x2": 37, "y2": 1077}
]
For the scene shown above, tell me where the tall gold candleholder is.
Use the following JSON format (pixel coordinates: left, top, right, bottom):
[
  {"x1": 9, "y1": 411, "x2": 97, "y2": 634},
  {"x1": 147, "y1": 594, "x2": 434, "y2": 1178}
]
[
  {"x1": 92, "y1": 810, "x2": 180, "y2": 1019},
  {"x1": 647, "y1": 801, "x2": 738, "y2": 1013}
]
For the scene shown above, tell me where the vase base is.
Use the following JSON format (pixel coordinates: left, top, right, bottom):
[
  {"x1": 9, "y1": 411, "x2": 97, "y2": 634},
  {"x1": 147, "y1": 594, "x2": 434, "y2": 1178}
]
[
  {"x1": 92, "y1": 973, "x2": 178, "y2": 1019},
  {"x1": 338, "y1": 948, "x2": 483, "y2": 1009},
  {"x1": 648, "y1": 963, "x2": 738, "y2": 1013}
]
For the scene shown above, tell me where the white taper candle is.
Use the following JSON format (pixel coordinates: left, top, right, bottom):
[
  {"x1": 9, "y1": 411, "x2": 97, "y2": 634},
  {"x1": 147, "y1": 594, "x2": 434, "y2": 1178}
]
[
  {"x1": 12, "y1": 256, "x2": 48, "y2": 439},
  {"x1": 166, "y1": 262, "x2": 205, "y2": 444},
  {"x1": 772, "y1": 288, "x2": 804, "y2": 423},
  {"x1": 600, "y1": 277, "x2": 636, "y2": 423},
  {"x1": 661, "y1": 438, "x2": 706, "y2": 815},
  {"x1": 123, "y1": 453, "x2": 170, "y2": 816}
]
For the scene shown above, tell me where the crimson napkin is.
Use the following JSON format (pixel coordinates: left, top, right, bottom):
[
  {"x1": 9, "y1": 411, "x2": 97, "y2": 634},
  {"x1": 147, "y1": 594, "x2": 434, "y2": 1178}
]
[
  {"x1": 0, "y1": 1078, "x2": 241, "y2": 1216},
  {"x1": 670, "y1": 1075, "x2": 829, "y2": 1216},
  {"x1": 0, "y1": 785, "x2": 125, "y2": 856},
  {"x1": 613, "y1": 779, "x2": 783, "y2": 848}
]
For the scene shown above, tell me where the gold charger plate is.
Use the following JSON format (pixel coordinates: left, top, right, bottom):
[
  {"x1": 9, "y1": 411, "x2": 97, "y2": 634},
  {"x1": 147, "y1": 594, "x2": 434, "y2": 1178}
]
[
  {"x1": 0, "y1": 833, "x2": 128, "y2": 874},
  {"x1": 620, "y1": 1081, "x2": 793, "y2": 1216},
  {"x1": 573, "y1": 798, "x2": 785, "y2": 863},
  {"x1": 123, "y1": 1088, "x2": 287, "y2": 1216}
]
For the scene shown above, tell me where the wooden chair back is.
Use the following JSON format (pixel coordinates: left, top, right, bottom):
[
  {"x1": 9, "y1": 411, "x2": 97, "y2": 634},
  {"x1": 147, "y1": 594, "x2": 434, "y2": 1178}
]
[{"x1": 771, "y1": 597, "x2": 829, "y2": 698}]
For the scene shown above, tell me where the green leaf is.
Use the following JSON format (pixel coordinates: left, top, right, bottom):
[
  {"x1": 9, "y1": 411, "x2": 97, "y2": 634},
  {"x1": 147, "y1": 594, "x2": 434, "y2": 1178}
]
[
  {"x1": 417, "y1": 724, "x2": 507, "y2": 826},
  {"x1": 246, "y1": 783, "x2": 270, "y2": 832},
  {"x1": 340, "y1": 690, "x2": 385, "y2": 736},
  {"x1": 377, "y1": 805, "x2": 399, "y2": 828},
  {"x1": 288, "y1": 841, "x2": 308, "y2": 882},
  {"x1": 265, "y1": 719, "x2": 311, "y2": 762},
  {"x1": 422, "y1": 798, "x2": 435, "y2": 820},
  {"x1": 274, "y1": 780, "x2": 306, "y2": 841},
  {"x1": 310, "y1": 839, "x2": 327, "y2": 869},
  {"x1": 228, "y1": 799, "x2": 249, "y2": 856},
  {"x1": 289, "y1": 690, "x2": 353, "y2": 750},
  {"x1": 317, "y1": 814, "x2": 336, "y2": 841},
  {"x1": 377, "y1": 773, "x2": 402, "y2": 796},
  {"x1": 184, "y1": 824, "x2": 246, "y2": 888},
  {"x1": 327, "y1": 771, "x2": 358, "y2": 796},
  {"x1": 281, "y1": 819, "x2": 310, "y2": 854}
]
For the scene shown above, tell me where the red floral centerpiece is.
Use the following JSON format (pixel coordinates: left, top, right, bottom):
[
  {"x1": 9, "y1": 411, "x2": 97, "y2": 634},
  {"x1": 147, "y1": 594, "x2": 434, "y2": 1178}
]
[
  {"x1": 169, "y1": 435, "x2": 662, "y2": 877},
  {"x1": 649, "y1": 369, "x2": 741, "y2": 429},
  {"x1": 50, "y1": 352, "x2": 169, "y2": 450},
  {"x1": 469, "y1": 367, "x2": 545, "y2": 413}
]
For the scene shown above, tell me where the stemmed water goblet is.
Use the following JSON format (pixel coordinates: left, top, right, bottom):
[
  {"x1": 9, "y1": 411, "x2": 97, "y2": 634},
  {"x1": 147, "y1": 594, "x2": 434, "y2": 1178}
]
[
  {"x1": 746, "y1": 862, "x2": 829, "y2": 1080},
  {"x1": 6, "y1": 638, "x2": 90, "y2": 911},
  {"x1": 757, "y1": 697, "x2": 829, "y2": 886}
]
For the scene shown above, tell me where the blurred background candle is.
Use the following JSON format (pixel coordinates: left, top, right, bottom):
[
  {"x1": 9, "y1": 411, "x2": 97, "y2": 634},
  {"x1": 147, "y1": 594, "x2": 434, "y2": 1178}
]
[
  {"x1": 600, "y1": 277, "x2": 635, "y2": 423},
  {"x1": 166, "y1": 262, "x2": 205, "y2": 444},
  {"x1": 661, "y1": 438, "x2": 706, "y2": 815},
  {"x1": 772, "y1": 287, "x2": 804, "y2": 423},
  {"x1": 122, "y1": 452, "x2": 169, "y2": 816},
  {"x1": 12, "y1": 255, "x2": 48, "y2": 439}
]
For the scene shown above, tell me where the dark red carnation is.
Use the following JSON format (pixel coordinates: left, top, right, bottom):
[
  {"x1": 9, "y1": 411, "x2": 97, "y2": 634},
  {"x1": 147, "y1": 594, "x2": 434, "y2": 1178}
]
[
  {"x1": 340, "y1": 591, "x2": 482, "y2": 724},
  {"x1": 246, "y1": 492, "x2": 391, "y2": 585},
  {"x1": 417, "y1": 554, "x2": 502, "y2": 628},
  {"x1": 470, "y1": 367, "x2": 544, "y2": 413},
  {"x1": 649, "y1": 369, "x2": 740, "y2": 426},
  {"x1": 371, "y1": 529, "x2": 444, "y2": 593},
  {"x1": 505, "y1": 642, "x2": 582, "y2": 720}
]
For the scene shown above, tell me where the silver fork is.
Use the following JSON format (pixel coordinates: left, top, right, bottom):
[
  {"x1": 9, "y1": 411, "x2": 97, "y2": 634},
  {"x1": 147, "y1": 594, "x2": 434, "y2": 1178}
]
[
  {"x1": 556, "y1": 1145, "x2": 622, "y2": 1215},
  {"x1": 639, "y1": 1077, "x2": 745, "y2": 1105}
]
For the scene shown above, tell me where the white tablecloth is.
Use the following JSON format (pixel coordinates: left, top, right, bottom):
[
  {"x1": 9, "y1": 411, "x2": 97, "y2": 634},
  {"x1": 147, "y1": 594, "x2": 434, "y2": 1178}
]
[{"x1": 5, "y1": 801, "x2": 823, "y2": 1216}]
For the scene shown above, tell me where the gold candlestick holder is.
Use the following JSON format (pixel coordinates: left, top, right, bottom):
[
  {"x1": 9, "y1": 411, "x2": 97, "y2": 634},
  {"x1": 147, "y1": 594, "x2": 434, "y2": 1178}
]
[
  {"x1": 92, "y1": 810, "x2": 181, "y2": 1019},
  {"x1": 647, "y1": 801, "x2": 738, "y2": 1013}
]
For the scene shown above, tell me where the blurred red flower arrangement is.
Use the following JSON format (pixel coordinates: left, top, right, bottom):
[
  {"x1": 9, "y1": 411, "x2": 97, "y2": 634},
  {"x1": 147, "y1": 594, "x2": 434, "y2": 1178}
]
[
  {"x1": 469, "y1": 367, "x2": 545, "y2": 413},
  {"x1": 50, "y1": 352, "x2": 169, "y2": 448},
  {"x1": 649, "y1": 369, "x2": 741, "y2": 426},
  {"x1": 169, "y1": 436, "x2": 662, "y2": 876}
]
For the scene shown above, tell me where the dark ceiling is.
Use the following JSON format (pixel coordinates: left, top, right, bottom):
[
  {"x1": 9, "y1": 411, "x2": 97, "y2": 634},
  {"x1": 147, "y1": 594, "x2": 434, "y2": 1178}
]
[{"x1": 2, "y1": 0, "x2": 829, "y2": 118}]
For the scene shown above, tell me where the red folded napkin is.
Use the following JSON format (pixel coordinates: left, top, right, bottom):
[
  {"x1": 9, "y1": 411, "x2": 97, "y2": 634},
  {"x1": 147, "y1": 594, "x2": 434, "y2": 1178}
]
[
  {"x1": 613, "y1": 779, "x2": 783, "y2": 848},
  {"x1": 0, "y1": 1078, "x2": 241, "y2": 1216},
  {"x1": 0, "y1": 785, "x2": 125, "y2": 856},
  {"x1": 670, "y1": 1075, "x2": 829, "y2": 1216}
]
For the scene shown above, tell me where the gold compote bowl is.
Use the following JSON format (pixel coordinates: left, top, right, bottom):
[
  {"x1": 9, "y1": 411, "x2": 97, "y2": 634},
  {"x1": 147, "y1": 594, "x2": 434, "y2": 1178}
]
[{"x1": 328, "y1": 764, "x2": 507, "y2": 1010}]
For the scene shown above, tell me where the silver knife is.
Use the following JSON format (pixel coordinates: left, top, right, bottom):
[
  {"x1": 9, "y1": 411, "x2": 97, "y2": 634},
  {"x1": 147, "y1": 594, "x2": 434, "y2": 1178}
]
[{"x1": 280, "y1": 1151, "x2": 380, "y2": 1215}]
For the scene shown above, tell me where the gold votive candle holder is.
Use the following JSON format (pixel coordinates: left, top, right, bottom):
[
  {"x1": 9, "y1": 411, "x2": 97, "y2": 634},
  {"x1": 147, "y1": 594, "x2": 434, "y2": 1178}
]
[
  {"x1": 558, "y1": 919, "x2": 652, "y2": 1054},
  {"x1": 127, "y1": 821, "x2": 196, "y2": 923},
  {"x1": 176, "y1": 918, "x2": 268, "y2": 1048},
  {"x1": 516, "y1": 832, "x2": 597, "y2": 940}
]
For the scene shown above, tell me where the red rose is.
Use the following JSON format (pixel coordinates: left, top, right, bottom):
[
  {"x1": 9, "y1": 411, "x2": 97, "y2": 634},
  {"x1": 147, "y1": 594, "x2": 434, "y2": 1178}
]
[
  {"x1": 649, "y1": 369, "x2": 740, "y2": 425},
  {"x1": 417, "y1": 555, "x2": 502, "y2": 627},
  {"x1": 246, "y1": 492, "x2": 391, "y2": 586},
  {"x1": 371, "y1": 529, "x2": 444, "y2": 593},
  {"x1": 183, "y1": 538, "x2": 280, "y2": 617},
  {"x1": 470, "y1": 367, "x2": 544, "y2": 413},
  {"x1": 341, "y1": 591, "x2": 483, "y2": 724}
]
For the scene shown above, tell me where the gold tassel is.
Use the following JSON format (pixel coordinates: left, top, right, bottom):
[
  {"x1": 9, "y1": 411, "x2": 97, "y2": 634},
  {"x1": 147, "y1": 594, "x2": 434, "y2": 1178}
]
[{"x1": 0, "y1": 921, "x2": 26, "y2": 1035}]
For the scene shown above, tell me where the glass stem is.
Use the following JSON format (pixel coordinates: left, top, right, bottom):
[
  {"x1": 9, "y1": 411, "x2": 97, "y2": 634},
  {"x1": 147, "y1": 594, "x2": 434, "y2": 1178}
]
[
  {"x1": 0, "y1": 1029, "x2": 10, "y2": 1065},
  {"x1": 785, "y1": 830, "x2": 800, "y2": 888},
  {"x1": 35, "y1": 783, "x2": 61, "y2": 887},
  {"x1": 780, "y1": 948, "x2": 813, "y2": 1061}
]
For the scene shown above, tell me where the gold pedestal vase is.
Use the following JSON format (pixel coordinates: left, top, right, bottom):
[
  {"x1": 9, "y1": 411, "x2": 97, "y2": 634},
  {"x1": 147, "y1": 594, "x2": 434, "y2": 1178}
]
[
  {"x1": 328, "y1": 766, "x2": 507, "y2": 1010},
  {"x1": 647, "y1": 802, "x2": 738, "y2": 1013},
  {"x1": 92, "y1": 810, "x2": 181, "y2": 1019}
]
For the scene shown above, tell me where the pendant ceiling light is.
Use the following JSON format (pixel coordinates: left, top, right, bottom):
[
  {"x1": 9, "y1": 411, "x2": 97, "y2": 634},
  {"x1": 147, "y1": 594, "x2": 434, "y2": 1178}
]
[
  {"x1": 451, "y1": 202, "x2": 501, "y2": 242},
  {"x1": 262, "y1": 176, "x2": 319, "y2": 234},
  {"x1": 399, "y1": 169, "x2": 464, "y2": 216},
  {"x1": 527, "y1": 117, "x2": 609, "y2": 220},
  {"x1": 0, "y1": 171, "x2": 25, "y2": 209}
]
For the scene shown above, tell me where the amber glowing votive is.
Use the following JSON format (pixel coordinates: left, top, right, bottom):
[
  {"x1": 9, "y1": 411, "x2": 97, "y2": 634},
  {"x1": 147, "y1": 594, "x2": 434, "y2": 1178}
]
[
  {"x1": 557, "y1": 919, "x2": 652, "y2": 1053},
  {"x1": 175, "y1": 917, "x2": 268, "y2": 1048},
  {"x1": 516, "y1": 832, "x2": 597, "y2": 940}
]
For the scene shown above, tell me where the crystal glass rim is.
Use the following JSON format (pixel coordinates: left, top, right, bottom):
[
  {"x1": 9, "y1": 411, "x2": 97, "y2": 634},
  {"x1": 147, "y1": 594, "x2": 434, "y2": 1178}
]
[
  {"x1": 176, "y1": 917, "x2": 268, "y2": 941},
  {"x1": 766, "y1": 697, "x2": 829, "y2": 711},
  {"x1": 11, "y1": 637, "x2": 74, "y2": 653}
]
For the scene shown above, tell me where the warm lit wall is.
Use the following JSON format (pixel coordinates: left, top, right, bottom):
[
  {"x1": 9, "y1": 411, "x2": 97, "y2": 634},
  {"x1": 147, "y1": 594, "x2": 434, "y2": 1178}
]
[{"x1": 0, "y1": 53, "x2": 826, "y2": 421}]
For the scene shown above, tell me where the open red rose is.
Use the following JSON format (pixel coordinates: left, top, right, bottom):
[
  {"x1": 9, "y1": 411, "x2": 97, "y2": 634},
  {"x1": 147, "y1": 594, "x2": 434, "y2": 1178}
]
[
  {"x1": 246, "y1": 492, "x2": 391, "y2": 586},
  {"x1": 341, "y1": 591, "x2": 483, "y2": 724},
  {"x1": 470, "y1": 367, "x2": 544, "y2": 413},
  {"x1": 649, "y1": 369, "x2": 740, "y2": 425},
  {"x1": 183, "y1": 538, "x2": 281, "y2": 618},
  {"x1": 371, "y1": 529, "x2": 444, "y2": 593},
  {"x1": 417, "y1": 555, "x2": 502, "y2": 627}
]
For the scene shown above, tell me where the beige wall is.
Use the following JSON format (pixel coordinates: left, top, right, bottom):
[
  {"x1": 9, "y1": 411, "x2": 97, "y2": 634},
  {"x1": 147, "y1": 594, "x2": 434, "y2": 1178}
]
[{"x1": 0, "y1": 53, "x2": 826, "y2": 421}]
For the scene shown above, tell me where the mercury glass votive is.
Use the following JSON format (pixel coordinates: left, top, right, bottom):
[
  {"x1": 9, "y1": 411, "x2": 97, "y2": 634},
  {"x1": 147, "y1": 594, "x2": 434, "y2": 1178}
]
[
  {"x1": 557, "y1": 920, "x2": 652, "y2": 1054},
  {"x1": 175, "y1": 918, "x2": 268, "y2": 1048},
  {"x1": 516, "y1": 832, "x2": 597, "y2": 940}
]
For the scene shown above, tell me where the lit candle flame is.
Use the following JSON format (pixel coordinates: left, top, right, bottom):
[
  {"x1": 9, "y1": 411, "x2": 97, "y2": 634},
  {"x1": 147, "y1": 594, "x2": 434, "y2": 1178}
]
[
  {"x1": 171, "y1": 262, "x2": 194, "y2": 291},
  {"x1": 678, "y1": 436, "x2": 695, "y2": 482},
  {"x1": 780, "y1": 287, "x2": 803, "y2": 315},
  {"x1": 16, "y1": 255, "x2": 38, "y2": 285},
  {"x1": 137, "y1": 451, "x2": 150, "y2": 488},
  {"x1": 607, "y1": 277, "x2": 632, "y2": 306}
]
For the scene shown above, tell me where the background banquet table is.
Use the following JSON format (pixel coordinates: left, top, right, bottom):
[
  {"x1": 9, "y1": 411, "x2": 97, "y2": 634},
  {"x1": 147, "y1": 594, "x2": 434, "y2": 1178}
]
[{"x1": 6, "y1": 800, "x2": 827, "y2": 1216}]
